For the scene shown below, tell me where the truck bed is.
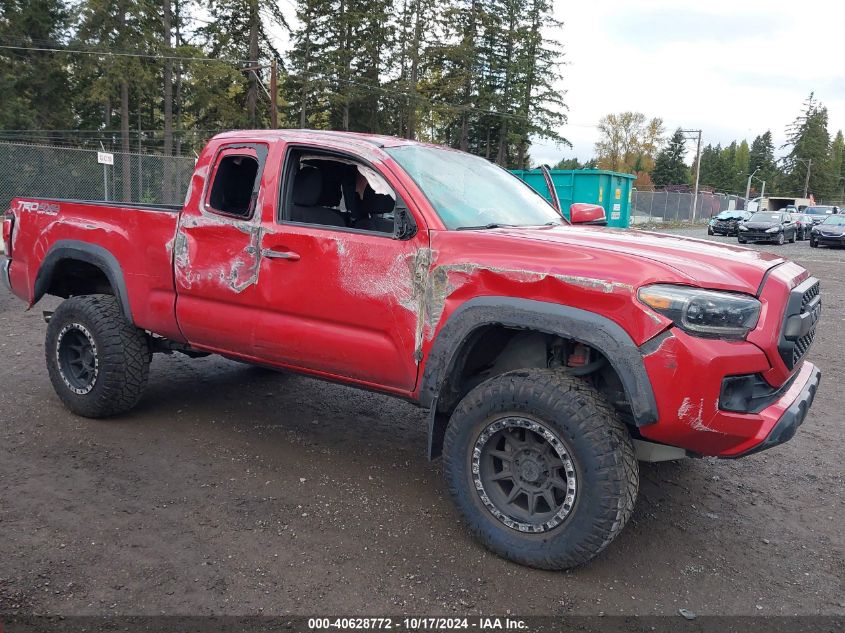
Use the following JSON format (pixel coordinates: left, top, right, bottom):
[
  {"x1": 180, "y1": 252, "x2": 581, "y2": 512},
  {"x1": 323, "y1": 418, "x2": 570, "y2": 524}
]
[{"x1": 5, "y1": 196, "x2": 184, "y2": 340}]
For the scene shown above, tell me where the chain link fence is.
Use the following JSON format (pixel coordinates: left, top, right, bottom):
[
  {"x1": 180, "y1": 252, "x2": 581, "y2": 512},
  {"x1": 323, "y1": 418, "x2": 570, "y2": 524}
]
[
  {"x1": 631, "y1": 190, "x2": 747, "y2": 225},
  {"x1": 0, "y1": 142, "x2": 196, "y2": 212}
]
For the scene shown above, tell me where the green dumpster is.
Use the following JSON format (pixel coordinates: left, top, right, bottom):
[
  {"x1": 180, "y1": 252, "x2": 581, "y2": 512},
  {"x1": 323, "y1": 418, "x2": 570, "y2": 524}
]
[{"x1": 510, "y1": 169, "x2": 636, "y2": 228}]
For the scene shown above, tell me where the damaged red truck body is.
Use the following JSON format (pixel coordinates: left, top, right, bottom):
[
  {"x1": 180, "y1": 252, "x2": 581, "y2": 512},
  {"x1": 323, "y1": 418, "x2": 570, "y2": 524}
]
[{"x1": 2, "y1": 130, "x2": 822, "y2": 569}]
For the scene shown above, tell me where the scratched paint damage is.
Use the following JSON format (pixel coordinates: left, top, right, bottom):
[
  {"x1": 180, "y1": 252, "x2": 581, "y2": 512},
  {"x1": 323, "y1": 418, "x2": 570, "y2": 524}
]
[
  {"x1": 677, "y1": 396, "x2": 724, "y2": 434},
  {"x1": 331, "y1": 236, "x2": 634, "y2": 362},
  {"x1": 421, "y1": 262, "x2": 633, "y2": 336}
]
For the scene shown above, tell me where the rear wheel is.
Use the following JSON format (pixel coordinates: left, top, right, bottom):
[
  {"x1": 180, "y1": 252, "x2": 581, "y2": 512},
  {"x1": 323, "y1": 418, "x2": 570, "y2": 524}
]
[
  {"x1": 443, "y1": 369, "x2": 638, "y2": 570},
  {"x1": 46, "y1": 295, "x2": 150, "y2": 418}
]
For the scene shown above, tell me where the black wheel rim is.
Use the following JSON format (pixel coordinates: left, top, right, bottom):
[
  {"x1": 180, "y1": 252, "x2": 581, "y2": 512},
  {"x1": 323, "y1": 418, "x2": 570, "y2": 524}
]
[
  {"x1": 472, "y1": 417, "x2": 577, "y2": 533},
  {"x1": 57, "y1": 323, "x2": 99, "y2": 394}
]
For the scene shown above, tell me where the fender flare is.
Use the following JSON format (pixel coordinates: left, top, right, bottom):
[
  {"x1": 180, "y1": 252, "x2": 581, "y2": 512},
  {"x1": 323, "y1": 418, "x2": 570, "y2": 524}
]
[
  {"x1": 34, "y1": 240, "x2": 134, "y2": 323},
  {"x1": 419, "y1": 297, "x2": 659, "y2": 458}
]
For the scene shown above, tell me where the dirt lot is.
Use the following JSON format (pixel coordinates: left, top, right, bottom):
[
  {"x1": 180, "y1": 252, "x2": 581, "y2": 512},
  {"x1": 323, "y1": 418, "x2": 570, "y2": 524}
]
[{"x1": 0, "y1": 227, "x2": 843, "y2": 618}]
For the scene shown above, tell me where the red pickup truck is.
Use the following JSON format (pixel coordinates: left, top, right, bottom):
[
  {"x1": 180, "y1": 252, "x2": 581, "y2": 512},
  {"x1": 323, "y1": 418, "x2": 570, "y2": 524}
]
[{"x1": 2, "y1": 130, "x2": 821, "y2": 569}]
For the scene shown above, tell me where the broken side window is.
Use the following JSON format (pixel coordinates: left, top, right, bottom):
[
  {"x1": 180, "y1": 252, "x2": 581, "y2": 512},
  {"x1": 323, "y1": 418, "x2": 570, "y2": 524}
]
[
  {"x1": 207, "y1": 148, "x2": 261, "y2": 219},
  {"x1": 285, "y1": 152, "x2": 397, "y2": 234}
]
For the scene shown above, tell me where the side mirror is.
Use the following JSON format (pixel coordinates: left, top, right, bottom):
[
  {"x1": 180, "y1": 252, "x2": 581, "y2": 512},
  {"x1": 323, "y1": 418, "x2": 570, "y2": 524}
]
[
  {"x1": 393, "y1": 206, "x2": 417, "y2": 240},
  {"x1": 569, "y1": 203, "x2": 607, "y2": 225}
]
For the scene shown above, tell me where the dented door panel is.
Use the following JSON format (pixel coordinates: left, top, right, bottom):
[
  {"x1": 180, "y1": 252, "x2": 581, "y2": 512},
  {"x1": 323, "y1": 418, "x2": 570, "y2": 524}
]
[
  {"x1": 248, "y1": 224, "x2": 429, "y2": 391},
  {"x1": 173, "y1": 142, "x2": 268, "y2": 353}
]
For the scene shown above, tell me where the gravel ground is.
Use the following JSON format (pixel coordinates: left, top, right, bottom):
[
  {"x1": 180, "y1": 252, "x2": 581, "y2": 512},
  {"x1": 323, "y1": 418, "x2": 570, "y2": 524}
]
[{"x1": 0, "y1": 227, "x2": 842, "y2": 617}]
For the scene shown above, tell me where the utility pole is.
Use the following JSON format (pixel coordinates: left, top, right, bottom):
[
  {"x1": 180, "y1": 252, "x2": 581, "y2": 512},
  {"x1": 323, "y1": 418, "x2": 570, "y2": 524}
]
[
  {"x1": 803, "y1": 158, "x2": 812, "y2": 198},
  {"x1": 270, "y1": 59, "x2": 278, "y2": 128},
  {"x1": 682, "y1": 129, "x2": 702, "y2": 221},
  {"x1": 745, "y1": 167, "x2": 761, "y2": 202}
]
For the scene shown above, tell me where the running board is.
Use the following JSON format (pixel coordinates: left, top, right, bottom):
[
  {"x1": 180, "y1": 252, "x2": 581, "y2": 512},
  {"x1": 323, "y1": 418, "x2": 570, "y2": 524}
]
[{"x1": 633, "y1": 439, "x2": 687, "y2": 462}]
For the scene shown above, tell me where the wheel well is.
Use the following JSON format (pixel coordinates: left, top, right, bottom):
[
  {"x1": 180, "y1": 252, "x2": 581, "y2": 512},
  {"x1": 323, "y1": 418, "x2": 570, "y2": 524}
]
[
  {"x1": 428, "y1": 325, "x2": 633, "y2": 459},
  {"x1": 45, "y1": 258, "x2": 115, "y2": 299}
]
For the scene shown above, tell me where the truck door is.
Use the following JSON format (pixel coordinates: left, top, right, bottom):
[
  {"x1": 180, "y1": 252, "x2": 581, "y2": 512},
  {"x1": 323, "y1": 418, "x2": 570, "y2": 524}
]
[
  {"x1": 248, "y1": 146, "x2": 429, "y2": 393},
  {"x1": 173, "y1": 142, "x2": 269, "y2": 354}
]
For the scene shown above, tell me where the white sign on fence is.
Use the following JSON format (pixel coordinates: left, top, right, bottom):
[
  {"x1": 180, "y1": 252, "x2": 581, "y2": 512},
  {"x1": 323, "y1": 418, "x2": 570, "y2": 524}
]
[{"x1": 97, "y1": 151, "x2": 114, "y2": 165}]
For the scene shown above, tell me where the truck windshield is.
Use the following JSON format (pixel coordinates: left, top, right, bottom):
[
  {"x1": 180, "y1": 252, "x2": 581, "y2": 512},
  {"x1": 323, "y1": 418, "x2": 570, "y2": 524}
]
[{"x1": 385, "y1": 145, "x2": 563, "y2": 229}]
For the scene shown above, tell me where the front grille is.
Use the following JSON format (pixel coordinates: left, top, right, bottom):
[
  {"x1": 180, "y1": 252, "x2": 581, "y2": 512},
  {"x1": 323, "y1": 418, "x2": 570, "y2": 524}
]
[
  {"x1": 778, "y1": 278, "x2": 820, "y2": 370},
  {"x1": 801, "y1": 281, "x2": 820, "y2": 310},
  {"x1": 793, "y1": 330, "x2": 814, "y2": 366}
]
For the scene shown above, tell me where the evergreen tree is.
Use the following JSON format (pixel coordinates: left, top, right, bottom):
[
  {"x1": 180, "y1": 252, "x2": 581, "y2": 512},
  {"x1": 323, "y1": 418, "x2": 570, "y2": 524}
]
[
  {"x1": 733, "y1": 139, "x2": 750, "y2": 192},
  {"x1": 652, "y1": 128, "x2": 689, "y2": 186},
  {"x1": 749, "y1": 131, "x2": 777, "y2": 194},
  {"x1": 829, "y1": 130, "x2": 844, "y2": 200},
  {"x1": 199, "y1": 0, "x2": 286, "y2": 129},
  {"x1": 782, "y1": 93, "x2": 832, "y2": 198},
  {"x1": 0, "y1": 0, "x2": 73, "y2": 130}
]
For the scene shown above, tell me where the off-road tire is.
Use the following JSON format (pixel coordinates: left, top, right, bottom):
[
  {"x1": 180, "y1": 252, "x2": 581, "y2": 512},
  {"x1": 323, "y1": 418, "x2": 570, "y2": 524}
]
[
  {"x1": 442, "y1": 369, "x2": 638, "y2": 570},
  {"x1": 46, "y1": 294, "x2": 150, "y2": 418}
]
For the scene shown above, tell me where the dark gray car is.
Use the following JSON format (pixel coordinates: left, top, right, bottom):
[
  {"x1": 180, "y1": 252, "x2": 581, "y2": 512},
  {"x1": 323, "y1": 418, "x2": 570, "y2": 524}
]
[{"x1": 738, "y1": 211, "x2": 797, "y2": 245}]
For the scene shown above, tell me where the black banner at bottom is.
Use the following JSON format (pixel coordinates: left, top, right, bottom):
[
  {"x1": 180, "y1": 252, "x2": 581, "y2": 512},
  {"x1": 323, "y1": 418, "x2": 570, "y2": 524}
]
[{"x1": 1, "y1": 615, "x2": 843, "y2": 633}]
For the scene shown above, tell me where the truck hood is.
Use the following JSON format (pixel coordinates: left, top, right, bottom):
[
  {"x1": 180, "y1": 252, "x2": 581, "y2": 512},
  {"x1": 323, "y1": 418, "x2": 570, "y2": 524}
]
[{"x1": 491, "y1": 225, "x2": 786, "y2": 293}]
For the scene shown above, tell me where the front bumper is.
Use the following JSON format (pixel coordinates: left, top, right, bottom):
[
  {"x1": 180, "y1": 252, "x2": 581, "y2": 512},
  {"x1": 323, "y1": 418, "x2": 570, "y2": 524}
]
[
  {"x1": 639, "y1": 327, "x2": 821, "y2": 457},
  {"x1": 740, "y1": 231, "x2": 778, "y2": 241},
  {"x1": 815, "y1": 234, "x2": 845, "y2": 246},
  {"x1": 712, "y1": 224, "x2": 738, "y2": 235},
  {"x1": 730, "y1": 363, "x2": 821, "y2": 457},
  {"x1": 1, "y1": 258, "x2": 10, "y2": 293}
]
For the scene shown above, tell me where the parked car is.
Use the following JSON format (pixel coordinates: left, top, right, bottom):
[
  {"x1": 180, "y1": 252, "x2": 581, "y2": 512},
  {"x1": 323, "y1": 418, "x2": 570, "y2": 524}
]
[
  {"x1": 809, "y1": 214, "x2": 845, "y2": 248},
  {"x1": 2, "y1": 130, "x2": 822, "y2": 570},
  {"x1": 708, "y1": 210, "x2": 751, "y2": 236},
  {"x1": 791, "y1": 213, "x2": 813, "y2": 240},
  {"x1": 738, "y1": 211, "x2": 798, "y2": 245},
  {"x1": 804, "y1": 205, "x2": 840, "y2": 226}
]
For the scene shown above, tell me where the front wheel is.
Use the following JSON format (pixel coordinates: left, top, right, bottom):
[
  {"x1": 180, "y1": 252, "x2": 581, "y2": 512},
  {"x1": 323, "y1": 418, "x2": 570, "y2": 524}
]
[
  {"x1": 777, "y1": 232, "x2": 785, "y2": 245},
  {"x1": 707, "y1": 226, "x2": 714, "y2": 235},
  {"x1": 442, "y1": 369, "x2": 638, "y2": 570},
  {"x1": 46, "y1": 294, "x2": 151, "y2": 418},
  {"x1": 810, "y1": 237, "x2": 818, "y2": 248},
  {"x1": 738, "y1": 237, "x2": 747, "y2": 244}
]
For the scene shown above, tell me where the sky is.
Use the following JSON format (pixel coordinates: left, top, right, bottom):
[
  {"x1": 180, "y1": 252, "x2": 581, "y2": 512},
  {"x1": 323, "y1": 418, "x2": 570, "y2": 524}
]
[
  {"x1": 534, "y1": 0, "x2": 845, "y2": 165},
  {"x1": 264, "y1": 0, "x2": 845, "y2": 166}
]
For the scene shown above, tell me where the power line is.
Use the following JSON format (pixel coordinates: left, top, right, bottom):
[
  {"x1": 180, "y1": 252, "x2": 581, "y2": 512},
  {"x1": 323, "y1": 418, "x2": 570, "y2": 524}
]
[{"x1": 0, "y1": 43, "x2": 255, "y2": 65}]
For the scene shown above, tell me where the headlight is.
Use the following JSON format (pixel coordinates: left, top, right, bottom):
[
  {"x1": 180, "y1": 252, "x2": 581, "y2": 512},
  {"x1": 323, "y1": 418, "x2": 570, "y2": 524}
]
[
  {"x1": 765, "y1": 227, "x2": 779, "y2": 233},
  {"x1": 638, "y1": 284, "x2": 761, "y2": 339},
  {"x1": 738, "y1": 225, "x2": 748, "y2": 231}
]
